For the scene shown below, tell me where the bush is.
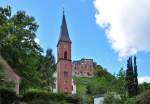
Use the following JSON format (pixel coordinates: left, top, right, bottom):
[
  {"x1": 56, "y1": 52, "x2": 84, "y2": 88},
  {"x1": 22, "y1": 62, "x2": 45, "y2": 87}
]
[
  {"x1": 23, "y1": 89, "x2": 65, "y2": 102},
  {"x1": 125, "y1": 97, "x2": 138, "y2": 104},
  {"x1": 103, "y1": 92, "x2": 123, "y2": 104},
  {"x1": 139, "y1": 83, "x2": 150, "y2": 93},
  {"x1": 0, "y1": 88, "x2": 19, "y2": 104},
  {"x1": 137, "y1": 90, "x2": 150, "y2": 104},
  {"x1": 65, "y1": 94, "x2": 82, "y2": 104},
  {"x1": 22, "y1": 88, "x2": 82, "y2": 104}
]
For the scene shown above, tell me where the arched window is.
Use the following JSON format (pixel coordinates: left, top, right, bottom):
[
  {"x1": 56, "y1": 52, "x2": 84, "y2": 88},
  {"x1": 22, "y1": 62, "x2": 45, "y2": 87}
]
[{"x1": 64, "y1": 51, "x2": 67, "y2": 59}]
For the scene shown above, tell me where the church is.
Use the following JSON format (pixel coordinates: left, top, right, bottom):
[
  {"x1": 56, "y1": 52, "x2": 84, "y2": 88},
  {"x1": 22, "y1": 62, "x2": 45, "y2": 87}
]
[{"x1": 53, "y1": 11, "x2": 76, "y2": 94}]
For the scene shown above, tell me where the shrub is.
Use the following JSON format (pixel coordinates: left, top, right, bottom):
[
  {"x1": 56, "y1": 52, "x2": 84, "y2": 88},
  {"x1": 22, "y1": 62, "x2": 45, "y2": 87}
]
[
  {"x1": 0, "y1": 88, "x2": 19, "y2": 104},
  {"x1": 65, "y1": 94, "x2": 82, "y2": 104},
  {"x1": 22, "y1": 88, "x2": 82, "y2": 104},
  {"x1": 137, "y1": 90, "x2": 150, "y2": 104},
  {"x1": 103, "y1": 92, "x2": 123, "y2": 104},
  {"x1": 23, "y1": 89, "x2": 65, "y2": 102},
  {"x1": 125, "y1": 97, "x2": 138, "y2": 104}
]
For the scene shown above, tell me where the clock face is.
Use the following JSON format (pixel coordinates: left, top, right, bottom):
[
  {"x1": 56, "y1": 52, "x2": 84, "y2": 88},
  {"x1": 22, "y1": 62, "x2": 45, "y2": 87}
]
[{"x1": 64, "y1": 44, "x2": 67, "y2": 49}]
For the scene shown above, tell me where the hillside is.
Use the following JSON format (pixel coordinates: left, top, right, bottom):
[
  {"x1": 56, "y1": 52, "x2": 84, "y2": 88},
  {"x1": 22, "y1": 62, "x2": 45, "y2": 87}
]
[
  {"x1": 74, "y1": 66, "x2": 150, "y2": 104},
  {"x1": 74, "y1": 66, "x2": 117, "y2": 103}
]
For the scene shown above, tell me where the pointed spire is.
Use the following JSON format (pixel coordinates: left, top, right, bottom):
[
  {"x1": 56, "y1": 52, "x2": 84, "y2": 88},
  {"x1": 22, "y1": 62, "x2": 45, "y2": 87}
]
[
  {"x1": 58, "y1": 10, "x2": 71, "y2": 45},
  {"x1": 63, "y1": 7, "x2": 65, "y2": 15}
]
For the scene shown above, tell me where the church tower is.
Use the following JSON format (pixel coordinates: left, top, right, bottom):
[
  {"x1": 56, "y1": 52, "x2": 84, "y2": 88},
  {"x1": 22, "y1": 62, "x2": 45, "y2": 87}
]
[{"x1": 57, "y1": 11, "x2": 72, "y2": 94}]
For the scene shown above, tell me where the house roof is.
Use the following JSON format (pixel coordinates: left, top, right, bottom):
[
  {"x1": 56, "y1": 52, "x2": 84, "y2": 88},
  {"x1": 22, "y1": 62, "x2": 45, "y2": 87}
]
[{"x1": 0, "y1": 56, "x2": 21, "y2": 82}]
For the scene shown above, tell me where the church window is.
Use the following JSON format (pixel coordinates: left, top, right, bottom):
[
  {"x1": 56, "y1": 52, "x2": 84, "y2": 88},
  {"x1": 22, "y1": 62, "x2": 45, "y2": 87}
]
[
  {"x1": 64, "y1": 51, "x2": 67, "y2": 59},
  {"x1": 64, "y1": 81, "x2": 68, "y2": 85},
  {"x1": 87, "y1": 72, "x2": 90, "y2": 76},
  {"x1": 64, "y1": 87, "x2": 68, "y2": 94},
  {"x1": 64, "y1": 71, "x2": 68, "y2": 77},
  {"x1": 74, "y1": 66, "x2": 77, "y2": 69}
]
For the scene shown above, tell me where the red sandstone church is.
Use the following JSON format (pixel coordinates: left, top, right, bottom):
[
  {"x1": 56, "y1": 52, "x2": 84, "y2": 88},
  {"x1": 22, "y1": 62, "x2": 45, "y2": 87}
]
[
  {"x1": 54, "y1": 11, "x2": 76, "y2": 94},
  {"x1": 54, "y1": 11, "x2": 97, "y2": 94}
]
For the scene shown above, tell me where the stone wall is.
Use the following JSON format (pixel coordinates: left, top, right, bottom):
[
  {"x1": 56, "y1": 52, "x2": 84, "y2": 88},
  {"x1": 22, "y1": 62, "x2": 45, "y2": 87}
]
[{"x1": 72, "y1": 59, "x2": 96, "y2": 77}]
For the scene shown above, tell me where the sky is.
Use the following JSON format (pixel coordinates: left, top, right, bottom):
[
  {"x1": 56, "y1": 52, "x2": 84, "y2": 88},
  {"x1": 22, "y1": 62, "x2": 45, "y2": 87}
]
[{"x1": 0, "y1": 0, "x2": 150, "y2": 83}]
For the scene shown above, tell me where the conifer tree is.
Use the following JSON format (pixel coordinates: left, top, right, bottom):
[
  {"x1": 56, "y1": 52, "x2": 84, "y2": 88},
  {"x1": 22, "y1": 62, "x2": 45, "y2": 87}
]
[
  {"x1": 126, "y1": 57, "x2": 135, "y2": 97},
  {"x1": 134, "y1": 56, "x2": 139, "y2": 95},
  {"x1": 126, "y1": 56, "x2": 139, "y2": 97}
]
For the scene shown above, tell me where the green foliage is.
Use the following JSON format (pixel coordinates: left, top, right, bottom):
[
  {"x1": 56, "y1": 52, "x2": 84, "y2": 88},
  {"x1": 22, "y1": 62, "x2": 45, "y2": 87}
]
[
  {"x1": 38, "y1": 48, "x2": 56, "y2": 92},
  {"x1": 0, "y1": 5, "x2": 44, "y2": 92},
  {"x1": 74, "y1": 66, "x2": 117, "y2": 103},
  {"x1": 125, "y1": 90, "x2": 150, "y2": 104},
  {"x1": 0, "y1": 87, "x2": 19, "y2": 104},
  {"x1": 124, "y1": 97, "x2": 138, "y2": 104},
  {"x1": 0, "y1": 64, "x2": 5, "y2": 79},
  {"x1": 95, "y1": 65, "x2": 109, "y2": 77},
  {"x1": 112, "y1": 68, "x2": 128, "y2": 100},
  {"x1": 139, "y1": 82, "x2": 150, "y2": 92},
  {"x1": 87, "y1": 67, "x2": 116, "y2": 95},
  {"x1": 23, "y1": 89, "x2": 64, "y2": 102},
  {"x1": 137, "y1": 90, "x2": 150, "y2": 104},
  {"x1": 103, "y1": 92, "x2": 123, "y2": 104},
  {"x1": 74, "y1": 67, "x2": 129, "y2": 103},
  {"x1": 22, "y1": 88, "x2": 82, "y2": 104},
  {"x1": 126, "y1": 57, "x2": 139, "y2": 97},
  {"x1": 0, "y1": 5, "x2": 57, "y2": 94}
]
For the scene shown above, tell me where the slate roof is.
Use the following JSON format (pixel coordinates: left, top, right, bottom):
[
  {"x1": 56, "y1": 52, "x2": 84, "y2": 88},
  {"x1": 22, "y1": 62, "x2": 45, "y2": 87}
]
[{"x1": 58, "y1": 11, "x2": 71, "y2": 44}]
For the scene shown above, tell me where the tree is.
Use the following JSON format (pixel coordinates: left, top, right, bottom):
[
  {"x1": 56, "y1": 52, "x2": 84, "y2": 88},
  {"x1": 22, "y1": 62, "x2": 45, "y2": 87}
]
[
  {"x1": 39, "y1": 48, "x2": 56, "y2": 92},
  {"x1": 134, "y1": 56, "x2": 139, "y2": 95},
  {"x1": 126, "y1": 56, "x2": 139, "y2": 97},
  {"x1": 114, "y1": 68, "x2": 126, "y2": 94},
  {"x1": 0, "y1": 5, "x2": 43, "y2": 92},
  {"x1": 139, "y1": 82, "x2": 150, "y2": 92},
  {"x1": 95, "y1": 66, "x2": 109, "y2": 77}
]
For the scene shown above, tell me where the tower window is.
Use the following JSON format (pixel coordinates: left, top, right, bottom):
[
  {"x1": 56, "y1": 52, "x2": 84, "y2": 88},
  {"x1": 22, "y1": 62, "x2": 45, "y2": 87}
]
[
  {"x1": 64, "y1": 87, "x2": 68, "y2": 94},
  {"x1": 64, "y1": 71, "x2": 68, "y2": 77},
  {"x1": 64, "y1": 51, "x2": 67, "y2": 59}
]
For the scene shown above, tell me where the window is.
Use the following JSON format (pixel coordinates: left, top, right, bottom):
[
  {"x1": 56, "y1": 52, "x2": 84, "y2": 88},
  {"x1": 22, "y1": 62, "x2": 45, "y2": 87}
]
[
  {"x1": 64, "y1": 71, "x2": 68, "y2": 77},
  {"x1": 64, "y1": 87, "x2": 68, "y2": 94},
  {"x1": 87, "y1": 72, "x2": 90, "y2": 76},
  {"x1": 53, "y1": 83, "x2": 56, "y2": 89},
  {"x1": 64, "y1": 51, "x2": 67, "y2": 59},
  {"x1": 64, "y1": 81, "x2": 68, "y2": 85},
  {"x1": 74, "y1": 66, "x2": 77, "y2": 69}
]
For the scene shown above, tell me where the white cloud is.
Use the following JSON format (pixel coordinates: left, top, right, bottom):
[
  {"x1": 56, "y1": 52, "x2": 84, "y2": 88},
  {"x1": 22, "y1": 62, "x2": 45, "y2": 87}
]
[
  {"x1": 138, "y1": 76, "x2": 150, "y2": 84},
  {"x1": 94, "y1": 0, "x2": 150, "y2": 58},
  {"x1": 34, "y1": 38, "x2": 40, "y2": 44}
]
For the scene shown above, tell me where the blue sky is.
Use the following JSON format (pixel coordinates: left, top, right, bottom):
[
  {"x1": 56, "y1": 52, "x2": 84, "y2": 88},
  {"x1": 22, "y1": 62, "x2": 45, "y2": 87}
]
[{"x1": 0, "y1": 0, "x2": 150, "y2": 81}]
